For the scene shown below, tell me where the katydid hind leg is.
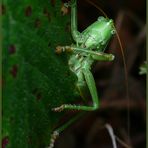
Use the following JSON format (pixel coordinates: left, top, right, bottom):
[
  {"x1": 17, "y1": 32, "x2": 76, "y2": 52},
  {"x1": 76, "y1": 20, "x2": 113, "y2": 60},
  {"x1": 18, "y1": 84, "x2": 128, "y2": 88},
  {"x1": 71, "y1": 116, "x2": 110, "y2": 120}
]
[
  {"x1": 76, "y1": 81, "x2": 90, "y2": 102},
  {"x1": 52, "y1": 68, "x2": 100, "y2": 112},
  {"x1": 82, "y1": 68, "x2": 100, "y2": 110}
]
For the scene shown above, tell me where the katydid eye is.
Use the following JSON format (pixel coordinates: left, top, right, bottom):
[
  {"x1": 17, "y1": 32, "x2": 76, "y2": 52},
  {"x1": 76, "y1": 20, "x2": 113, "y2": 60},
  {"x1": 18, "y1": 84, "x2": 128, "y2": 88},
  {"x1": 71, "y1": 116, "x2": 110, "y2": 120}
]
[
  {"x1": 101, "y1": 40, "x2": 105, "y2": 45},
  {"x1": 111, "y1": 29, "x2": 116, "y2": 35},
  {"x1": 97, "y1": 16, "x2": 105, "y2": 21}
]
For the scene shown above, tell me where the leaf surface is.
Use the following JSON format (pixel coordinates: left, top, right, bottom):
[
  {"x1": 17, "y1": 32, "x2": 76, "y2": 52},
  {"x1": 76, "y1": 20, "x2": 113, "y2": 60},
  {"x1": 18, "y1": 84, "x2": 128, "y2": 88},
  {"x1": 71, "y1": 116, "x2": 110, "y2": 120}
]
[{"x1": 2, "y1": 0, "x2": 79, "y2": 147}]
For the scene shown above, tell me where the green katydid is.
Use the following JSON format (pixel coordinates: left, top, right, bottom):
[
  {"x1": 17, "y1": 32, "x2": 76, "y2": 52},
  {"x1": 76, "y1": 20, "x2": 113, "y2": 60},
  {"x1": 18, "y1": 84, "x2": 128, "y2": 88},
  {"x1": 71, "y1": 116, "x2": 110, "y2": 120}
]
[
  {"x1": 53, "y1": 0, "x2": 115, "y2": 111},
  {"x1": 48, "y1": 0, "x2": 127, "y2": 147}
]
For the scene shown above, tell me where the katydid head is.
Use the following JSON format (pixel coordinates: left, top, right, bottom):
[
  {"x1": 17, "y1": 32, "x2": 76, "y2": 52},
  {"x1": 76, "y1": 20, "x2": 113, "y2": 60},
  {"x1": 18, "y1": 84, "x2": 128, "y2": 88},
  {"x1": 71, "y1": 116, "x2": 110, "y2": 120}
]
[
  {"x1": 83, "y1": 16, "x2": 116, "y2": 50},
  {"x1": 96, "y1": 16, "x2": 116, "y2": 45},
  {"x1": 82, "y1": 16, "x2": 116, "y2": 51}
]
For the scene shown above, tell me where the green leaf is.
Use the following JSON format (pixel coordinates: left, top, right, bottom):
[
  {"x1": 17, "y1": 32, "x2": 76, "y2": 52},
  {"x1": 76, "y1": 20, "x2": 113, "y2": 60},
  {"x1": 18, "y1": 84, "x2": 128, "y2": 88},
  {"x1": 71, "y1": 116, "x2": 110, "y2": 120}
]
[
  {"x1": 2, "y1": 0, "x2": 79, "y2": 147},
  {"x1": 139, "y1": 61, "x2": 147, "y2": 75}
]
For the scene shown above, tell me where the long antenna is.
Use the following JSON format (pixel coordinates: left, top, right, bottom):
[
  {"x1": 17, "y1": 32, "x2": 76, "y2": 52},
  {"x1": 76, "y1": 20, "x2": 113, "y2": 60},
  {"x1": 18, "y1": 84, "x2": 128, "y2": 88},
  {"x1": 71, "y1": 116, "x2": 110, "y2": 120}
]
[
  {"x1": 86, "y1": 0, "x2": 108, "y2": 18},
  {"x1": 86, "y1": 0, "x2": 131, "y2": 144},
  {"x1": 115, "y1": 30, "x2": 130, "y2": 144}
]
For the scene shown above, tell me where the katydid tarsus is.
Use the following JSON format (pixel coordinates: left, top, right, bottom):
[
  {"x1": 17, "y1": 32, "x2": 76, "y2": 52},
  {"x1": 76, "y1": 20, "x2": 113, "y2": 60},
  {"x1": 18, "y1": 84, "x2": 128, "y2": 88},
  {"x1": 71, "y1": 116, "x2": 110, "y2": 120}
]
[{"x1": 48, "y1": 0, "x2": 129, "y2": 148}]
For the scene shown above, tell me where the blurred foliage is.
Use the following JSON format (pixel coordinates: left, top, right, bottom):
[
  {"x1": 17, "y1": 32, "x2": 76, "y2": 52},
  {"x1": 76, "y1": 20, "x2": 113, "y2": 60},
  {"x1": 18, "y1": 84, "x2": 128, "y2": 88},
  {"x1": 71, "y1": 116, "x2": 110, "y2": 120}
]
[
  {"x1": 139, "y1": 61, "x2": 147, "y2": 75},
  {"x1": 2, "y1": 0, "x2": 80, "y2": 147}
]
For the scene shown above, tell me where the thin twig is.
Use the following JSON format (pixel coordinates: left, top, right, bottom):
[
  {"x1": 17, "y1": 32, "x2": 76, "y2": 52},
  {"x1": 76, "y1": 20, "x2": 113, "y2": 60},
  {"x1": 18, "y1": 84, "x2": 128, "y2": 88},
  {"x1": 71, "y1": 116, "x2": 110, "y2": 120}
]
[
  {"x1": 115, "y1": 135, "x2": 132, "y2": 148},
  {"x1": 105, "y1": 124, "x2": 117, "y2": 148},
  {"x1": 105, "y1": 124, "x2": 132, "y2": 148}
]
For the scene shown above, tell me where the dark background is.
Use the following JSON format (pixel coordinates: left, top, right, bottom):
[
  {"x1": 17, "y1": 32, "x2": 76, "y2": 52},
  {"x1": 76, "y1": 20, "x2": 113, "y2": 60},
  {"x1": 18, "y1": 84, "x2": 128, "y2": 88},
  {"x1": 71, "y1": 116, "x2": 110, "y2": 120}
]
[{"x1": 56, "y1": 0, "x2": 146, "y2": 148}]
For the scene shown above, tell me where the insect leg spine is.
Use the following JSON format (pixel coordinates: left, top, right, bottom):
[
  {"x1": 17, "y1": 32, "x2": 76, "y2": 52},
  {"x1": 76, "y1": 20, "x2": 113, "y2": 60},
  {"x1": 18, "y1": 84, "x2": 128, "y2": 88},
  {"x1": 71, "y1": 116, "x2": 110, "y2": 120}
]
[{"x1": 48, "y1": 131, "x2": 59, "y2": 148}]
